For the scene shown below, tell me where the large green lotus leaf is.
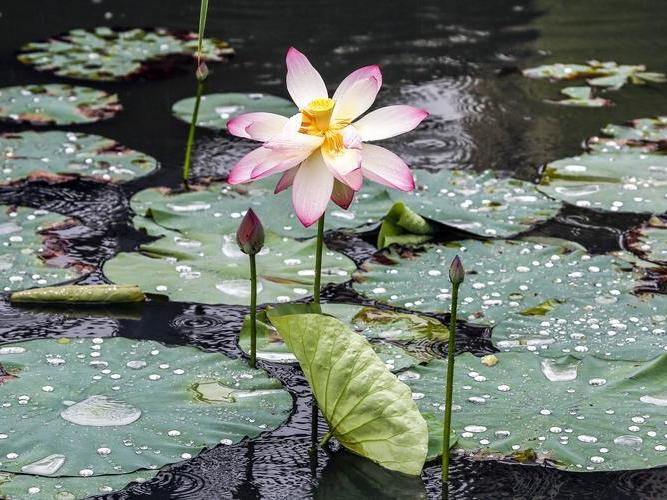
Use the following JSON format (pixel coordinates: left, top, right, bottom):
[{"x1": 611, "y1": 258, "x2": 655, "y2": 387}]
[
  {"x1": 0, "y1": 337, "x2": 291, "y2": 477},
  {"x1": 172, "y1": 93, "x2": 296, "y2": 130},
  {"x1": 406, "y1": 352, "x2": 667, "y2": 471},
  {"x1": 390, "y1": 169, "x2": 560, "y2": 238},
  {"x1": 547, "y1": 86, "x2": 612, "y2": 107},
  {"x1": 18, "y1": 27, "x2": 233, "y2": 81},
  {"x1": 0, "y1": 84, "x2": 121, "y2": 125},
  {"x1": 0, "y1": 469, "x2": 158, "y2": 500},
  {"x1": 129, "y1": 180, "x2": 390, "y2": 239},
  {"x1": 238, "y1": 303, "x2": 445, "y2": 369},
  {"x1": 0, "y1": 206, "x2": 81, "y2": 292},
  {"x1": 103, "y1": 230, "x2": 355, "y2": 305},
  {"x1": 626, "y1": 216, "x2": 667, "y2": 266},
  {"x1": 0, "y1": 131, "x2": 158, "y2": 184},
  {"x1": 538, "y1": 152, "x2": 667, "y2": 213},
  {"x1": 270, "y1": 313, "x2": 428, "y2": 475}
]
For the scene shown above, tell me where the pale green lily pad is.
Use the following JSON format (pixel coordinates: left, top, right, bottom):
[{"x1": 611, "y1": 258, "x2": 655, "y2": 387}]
[
  {"x1": 626, "y1": 216, "x2": 667, "y2": 265},
  {"x1": 10, "y1": 284, "x2": 145, "y2": 304},
  {"x1": 103, "y1": 230, "x2": 355, "y2": 305},
  {"x1": 0, "y1": 337, "x2": 291, "y2": 477},
  {"x1": 354, "y1": 239, "x2": 667, "y2": 360},
  {"x1": 0, "y1": 206, "x2": 81, "y2": 292},
  {"x1": 405, "y1": 352, "x2": 667, "y2": 471},
  {"x1": 0, "y1": 469, "x2": 158, "y2": 500},
  {"x1": 0, "y1": 131, "x2": 158, "y2": 184},
  {"x1": 587, "y1": 116, "x2": 667, "y2": 154},
  {"x1": 547, "y1": 86, "x2": 612, "y2": 107},
  {"x1": 270, "y1": 313, "x2": 428, "y2": 475},
  {"x1": 238, "y1": 303, "x2": 446, "y2": 369},
  {"x1": 538, "y1": 152, "x2": 667, "y2": 213},
  {"x1": 0, "y1": 84, "x2": 121, "y2": 125},
  {"x1": 18, "y1": 27, "x2": 233, "y2": 81},
  {"x1": 172, "y1": 93, "x2": 296, "y2": 130},
  {"x1": 522, "y1": 61, "x2": 666, "y2": 90}
]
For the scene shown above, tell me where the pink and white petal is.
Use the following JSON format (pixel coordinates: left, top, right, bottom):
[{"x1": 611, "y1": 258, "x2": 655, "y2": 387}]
[
  {"x1": 227, "y1": 112, "x2": 288, "y2": 141},
  {"x1": 283, "y1": 113, "x2": 303, "y2": 134},
  {"x1": 342, "y1": 125, "x2": 362, "y2": 150},
  {"x1": 227, "y1": 146, "x2": 272, "y2": 184},
  {"x1": 332, "y1": 65, "x2": 382, "y2": 103},
  {"x1": 361, "y1": 144, "x2": 415, "y2": 192},
  {"x1": 251, "y1": 148, "x2": 311, "y2": 180},
  {"x1": 353, "y1": 105, "x2": 428, "y2": 141},
  {"x1": 264, "y1": 131, "x2": 323, "y2": 151},
  {"x1": 322, "y1": 146, "x2": 362, "y2": 176},
  {"x1": 330, "y1": 180, "x2": 355, "y2": 209},
  {"x1": 291, "y1": 153, "x2": 334, "y2": 227},
  {"x1": 333, "y1": 167, "x2": 363, "y2": 191},
  {"x1": 274, "y1": 167, "x2": 299, "y2": 193},
  {"x1": 332, "y1": 75, "x2": 381, "y2": 122},
  {"x1": 286, "y1": 47, "x2": 328, "y2": 109}
]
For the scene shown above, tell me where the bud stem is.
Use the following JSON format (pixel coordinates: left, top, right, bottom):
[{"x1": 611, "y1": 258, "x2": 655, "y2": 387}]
[
  {"x1": 249, "y1": 253, "x2": 258, "y2": 369},
  {"x1": 442, "y1": 279, "x2": 460, "y2": 487},
  {"x1": 313, "y1": 213, "x2": 325, "y2": 306},
  {"x1": 182, "y1": 79, "x2": 205, "y2": 189}
]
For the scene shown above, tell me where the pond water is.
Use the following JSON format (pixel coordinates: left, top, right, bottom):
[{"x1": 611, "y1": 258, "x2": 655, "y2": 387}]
[{"x1": 0, "y1": 0, "x2": 666, "y2": 498}]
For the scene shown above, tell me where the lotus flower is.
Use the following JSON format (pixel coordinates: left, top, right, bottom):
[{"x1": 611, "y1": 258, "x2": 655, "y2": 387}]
[{"x1": 227, "y1": 48, "x2": 428, "y2": 227}]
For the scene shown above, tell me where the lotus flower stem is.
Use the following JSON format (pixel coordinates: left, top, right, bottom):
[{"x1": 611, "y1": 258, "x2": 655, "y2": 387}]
[
  {"x1": 442, "y1": 256, "x2": 464, "y2": 486},
  {"x1": 313, "y1": 213, "x2": 325, "y2": 306},
  {"x1": 249, "y1": 253, "x2": 257, "y2": 369}
]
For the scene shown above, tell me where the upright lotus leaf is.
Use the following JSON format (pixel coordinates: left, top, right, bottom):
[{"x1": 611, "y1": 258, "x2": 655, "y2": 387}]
[
  {"x1": 625, "y1": 216, "x2": 667, "y2": 265},
  {"x1": 0, "y1": 84, "x2": 121, "y2": 125},
  {"x1": 354, "y1": 239, "x2": 667, "y2": 360},
  {"x1": 104, "y1": 230, "x2": 355, "y2": 305},
  {"x1": 547, "y1": 86, "x2": 612, "y2": 107},
  {"x1": 10, "y1": 284, "x2": 145, "y2": 304},
  {"x1": 0, "y1": 337, "x2": 291, "y2": 477},
  {"x1": 406, "y1": 352, "x2": 667, "y2": 471},
  {"x1": 238, "y1": 303, "x2": 445, "y2": 369},
  {"x1": 0, "y1": 469, "x2": 158, "y2": 500},
  {"x1": 172, "y1": 93, "x2": 296, "y2": 130},
  {"x1": 270, "y1": 313, "x2": 428, "y2": 475},
  {"x1": 390, "y1": 169, "x2": 560, "y2": 238},
  {"x1": 538, "y1": 152, "x2": 667, "y2": 213},
  {"x1": 0, "y1": 206, "x2": 81, "y2": 291},
  {"x1": 0, "y1": 131, "x2": 158, "y2": 184},
  {"x1": 377, "y1": 202, "x2": 434, "y2": 248},
  {"x1": 18, "y1": 27, "x2": 233, "y2": 81}
]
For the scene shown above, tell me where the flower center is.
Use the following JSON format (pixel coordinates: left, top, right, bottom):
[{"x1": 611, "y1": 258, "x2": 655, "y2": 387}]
[{"x1": 303, "y1": 98, "x2": 335, "y2": 131}]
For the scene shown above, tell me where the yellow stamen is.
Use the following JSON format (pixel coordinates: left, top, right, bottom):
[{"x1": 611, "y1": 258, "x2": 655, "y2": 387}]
[
  {"x1": 304, "y1": 98, "x2": 335, "y2": 131},
  {"x1": 323, "y1": 130, "x2": 344, "y2": 155}
]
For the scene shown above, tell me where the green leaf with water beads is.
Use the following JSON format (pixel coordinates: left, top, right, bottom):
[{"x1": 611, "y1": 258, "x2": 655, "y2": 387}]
[
  {"x1": 10, "y1": 284, "x2": 145, "y2": 304},
  {"x1": 0, "y1": 206, "x2": 81, "y2": 292},
  {"x1": 601, "y1": 116, "x2": 667, "y2": 143},
  {"x1": 0, "y1": 131, "x2": 158, "y2": 184},
  {"x1": 0, "y1": 337, "x2": 291, "y2": 479},
  {"x1": 0, "y1": 469, "x2": 158, "y2": 500},
  {"x1": 405, "y1": 351, "x2": 667, "y2": 471},
  {"x1": 172, "y1": 93, "x2": 297, "y2": 130},
  {"x1": 547, "y1": 86, "x2": 612, "y2": 107},
  {"x1": 0, "y1": 84, "x2": 121, "y2": 125},
  {"x1": 625, "y1": 216, "x2": 667, "y2": 266},
  {"x1": 538, "y1": 151, "x2": 667, "y2": 214},
  {"x1": 18, "y1": 27, "x2": 234, "y2": 81},
  {"x1": 270, "y1": 313, "x2": 429, "y2": 475},
  {"x1": 103, "y1": 230, "x2": 355, "y2": 305},
  {"x1": 353, "y1": 239, "x2": 667, "y2": 360}
]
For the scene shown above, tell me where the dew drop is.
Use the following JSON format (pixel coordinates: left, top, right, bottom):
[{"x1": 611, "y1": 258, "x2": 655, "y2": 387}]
[{"x1": 60, "y1": 395, "x2": 141, "y2": 427}]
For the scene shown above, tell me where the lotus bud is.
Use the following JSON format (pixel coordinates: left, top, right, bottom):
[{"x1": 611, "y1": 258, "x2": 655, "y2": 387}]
[
  {"x1": 236, "y1": 208, "x2": 264, "y2": 255},
  {"x1": 196, "y1": 61, "x2": 209, "y2": 81},
  {"x1": 449, "y1": 255, "x2": 465, "y2": 285}
]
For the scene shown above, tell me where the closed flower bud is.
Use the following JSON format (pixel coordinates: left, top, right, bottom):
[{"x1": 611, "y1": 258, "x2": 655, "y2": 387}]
[
  {"x1": 236, "y1": 208, "x2": 264, "y2": 255},
  {"x1": 449, "y1": 255, "x2": 465, "y2": 285},
  {"x1": 196, "y1": 61, "x2": 209, "y2": 81}
]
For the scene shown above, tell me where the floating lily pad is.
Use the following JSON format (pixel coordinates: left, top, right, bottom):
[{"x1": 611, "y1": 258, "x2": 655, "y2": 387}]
[
  {"x1": 103, "y1": 229, "x2": 355, "y2": 305},
  {"x1": 601, "y1": 116, "x2": 667, "y2": 143},
  {"x1": 0, "y1": 131, "x2": 158, "y2": 184},
  {"x1": 270, "y1": 313, "x2": 428, "y2": 475},
  {"x1": 547, "y1": 86, "x2": 612, "y2": 107},
  {"x1": 172, "y1": 93, "x2": 296, "y2": 130},
  {"x1": 0, "y1": 469, "x2": 158, "y2": 500},
  {"x1": 0, "y1": 84, "x2": 121, "y2": 125},
  {"x1": 238, "y1": 303, "x2": 446, "y2": 369},
  {"x1": 18, "y1": 27, "x2": 233, "y2": 81},
  {"x1": 522, "y1": 61, "x2": 666, "y2": 90},
  {"x1": 10, "y1": 284, "x2": 145, "y2": 304},
  {"x1": 405, "y1": 352, "x2": 667, "y2": 471},
  {"x1": 0, "y1": 206, "x2": 81, "y2": 292},
  {"x1": 0, "y1": 337, "x2": 291, "y2": 478},
  {"x1": 626, "y1": 216, "x2": 667, "y2": 265},
  {"x1": 354, "y1": 239, "x2": 667, "y2": 360}
]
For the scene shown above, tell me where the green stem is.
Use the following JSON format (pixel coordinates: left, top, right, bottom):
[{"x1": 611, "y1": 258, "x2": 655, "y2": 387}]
[
  {"x1": 442, "y1": 282, "x2": 460, "y2": 485},
  {"x1": 249, "y1": 253, "x2": 257, "y2": 369},
  {"x1": 319, "y1": 429, "x2": 333, "y2": 447},
  {"x1": 182, "y1": 79, "x2": 204, "y2": 189},
  {"x1": 197, "y1": 0, "x2": 209, "y2": 56},
  {"x1": 313, "y1": 213, "x2": 325, "y2": 306}
]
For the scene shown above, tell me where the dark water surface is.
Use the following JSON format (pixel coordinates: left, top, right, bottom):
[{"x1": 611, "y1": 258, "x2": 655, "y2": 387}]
[{"x1": 0, "y1": 0, "x2": 666, "y2": 498}]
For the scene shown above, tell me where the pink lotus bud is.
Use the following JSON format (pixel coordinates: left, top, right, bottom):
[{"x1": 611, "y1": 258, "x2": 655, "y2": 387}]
[
  {"x1": 449, "y1": 255, "x2": 465, "y2": 285},
  {"x1": 196, "y1": 61, "x2": 209, "y2": 81},
  {"x1": 236, "y1": 208, "x2": 264, "y2": 255}
]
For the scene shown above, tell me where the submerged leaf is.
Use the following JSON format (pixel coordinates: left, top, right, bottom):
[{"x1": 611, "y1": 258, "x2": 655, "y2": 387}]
[
  {"x1": 10, "y1": 284, "x2": 145, "y2": 304},
  {"x1": 270, "y1": 313, "x2": 428, "y2": 475}
]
